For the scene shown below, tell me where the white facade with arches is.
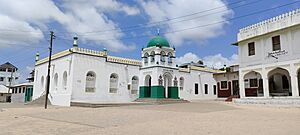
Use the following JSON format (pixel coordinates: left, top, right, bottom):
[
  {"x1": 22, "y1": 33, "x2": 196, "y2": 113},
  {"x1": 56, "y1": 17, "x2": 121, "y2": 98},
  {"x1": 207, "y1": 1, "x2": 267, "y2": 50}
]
[
  {"x1": 235, "y1": 9, "x2": 300, "y2": 101},
  {"x1": 33, "y1": 35, "x2": 221, "y2": 106}
]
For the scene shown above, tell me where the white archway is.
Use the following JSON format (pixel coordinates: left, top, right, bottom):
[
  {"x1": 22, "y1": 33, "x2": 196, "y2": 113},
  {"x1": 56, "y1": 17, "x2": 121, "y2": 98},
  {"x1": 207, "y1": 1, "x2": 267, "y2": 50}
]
[
  {"x1": 268, "y1": 68, "x2": 291, "y2": 96},
  {"x1": 243, "y1": 71, "x2": 263, "y2": 97},
  {"x1": 131, "y1": 76, "x2": 139, "y2": 94},
  {"x1": 163, "y1": 72, "x2": 172, "y2": 98},
  {"x1": 144, "y1": 75, "x2": 151, "y2": 87},
  {"x1": 62, "y1": 71, "x2": 67, "y2": 90}
]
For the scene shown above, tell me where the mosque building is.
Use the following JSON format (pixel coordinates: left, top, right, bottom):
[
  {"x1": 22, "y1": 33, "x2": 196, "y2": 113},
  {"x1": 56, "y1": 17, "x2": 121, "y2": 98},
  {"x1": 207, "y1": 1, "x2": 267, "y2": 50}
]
[{"x1": 33, "y1": 33, "x2": 222, "y2": 106}]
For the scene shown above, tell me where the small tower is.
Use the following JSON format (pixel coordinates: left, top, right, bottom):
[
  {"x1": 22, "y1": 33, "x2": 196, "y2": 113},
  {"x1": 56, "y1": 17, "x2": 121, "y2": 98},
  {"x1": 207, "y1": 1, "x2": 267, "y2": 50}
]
[
  {"x1": 73, "y1": 35, "x2": 78, "y2": 48},
  {"x1": 35, "y1": 52, "x2": 40, "y2": 62},
  {"x1": 141, "y1": 32, "x2": 176, "y2": 68}
]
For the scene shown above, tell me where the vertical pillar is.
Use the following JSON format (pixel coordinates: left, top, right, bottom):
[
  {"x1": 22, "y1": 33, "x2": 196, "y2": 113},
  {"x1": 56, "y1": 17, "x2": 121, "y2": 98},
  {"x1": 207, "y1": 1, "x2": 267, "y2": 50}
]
[
  {"x1": 290, "y1": 64, "x2": 299, "y2": 97},
  {"x1": 239, "y1": 71, "x2": 245, "y2": 98},
  {"x1": 262, "y1": 68, "x2": 270, "y2": 98}
]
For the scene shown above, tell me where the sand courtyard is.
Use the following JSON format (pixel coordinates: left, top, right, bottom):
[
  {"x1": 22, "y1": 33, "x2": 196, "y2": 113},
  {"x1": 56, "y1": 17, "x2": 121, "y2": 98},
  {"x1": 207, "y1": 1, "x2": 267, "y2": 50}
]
[{"x1": 0, "y1": 101, "x2": 299, "y2": 135}]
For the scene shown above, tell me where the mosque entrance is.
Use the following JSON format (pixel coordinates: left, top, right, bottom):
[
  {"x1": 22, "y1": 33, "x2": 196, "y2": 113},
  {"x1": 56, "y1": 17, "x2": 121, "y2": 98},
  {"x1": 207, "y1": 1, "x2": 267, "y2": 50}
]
[
  {"x1": 139, "y1": 75, "x2": 151, "y2": 98},
  {"x1": 163, "y1": 73, "x2": 172, "y2": 98}
]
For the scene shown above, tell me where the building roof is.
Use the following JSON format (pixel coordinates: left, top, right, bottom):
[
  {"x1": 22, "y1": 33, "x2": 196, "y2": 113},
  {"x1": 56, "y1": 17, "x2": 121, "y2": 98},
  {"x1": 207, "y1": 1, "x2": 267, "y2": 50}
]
[
  {"x1": 0, "y1": 84, "x2": 10, "y2": 93},
  {"x1": 12, "y1": 82, "x2": 33, "y2": 87},
  {"x1": 0, "y1": 62, "x2": 17, "y2": 70},
  {"x1": 147, "y1": 36, "x2": 170, "y2": 48},
  {"x1": 233, "y1": 9, "x2": 300, "y2": 45}
]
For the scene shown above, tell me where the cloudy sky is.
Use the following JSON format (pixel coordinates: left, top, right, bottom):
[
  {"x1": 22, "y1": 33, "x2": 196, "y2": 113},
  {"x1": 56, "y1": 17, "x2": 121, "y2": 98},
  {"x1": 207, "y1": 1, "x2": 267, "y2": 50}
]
[{"x1": 0, "y1": 0, "x2": 299, "y2": 82}]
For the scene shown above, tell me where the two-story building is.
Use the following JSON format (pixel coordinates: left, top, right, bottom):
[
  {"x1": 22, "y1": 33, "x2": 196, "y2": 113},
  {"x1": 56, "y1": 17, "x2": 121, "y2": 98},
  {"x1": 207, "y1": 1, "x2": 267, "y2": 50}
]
[
  {"x1": 0, "y1": 62, "x2": 19, "y2": 87},
  {"x1": 233, "y1": 9, "x2": 300, "y2": 104}
]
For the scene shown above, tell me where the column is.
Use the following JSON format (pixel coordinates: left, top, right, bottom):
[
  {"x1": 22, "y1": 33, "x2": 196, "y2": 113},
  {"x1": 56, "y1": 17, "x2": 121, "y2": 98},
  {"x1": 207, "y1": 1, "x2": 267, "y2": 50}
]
[
  {"x1": 290, "y1": 64, "x2": 299, "y2": 97},
  {"x1": 262, "y1": 68, "x2": 270, "y2": 98},
  {"x1": 239, "y1": 71, "x2": 245, "y2": 98}
]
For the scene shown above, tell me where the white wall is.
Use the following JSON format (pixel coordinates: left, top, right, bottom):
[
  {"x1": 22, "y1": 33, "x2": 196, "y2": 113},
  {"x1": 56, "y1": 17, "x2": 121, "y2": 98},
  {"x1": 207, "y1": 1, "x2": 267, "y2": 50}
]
[
  {"x1": 33, "y1": 55, "x2": 73, "y2": 106},
  {"x1": 239, "y1": 24, "x2": 300, "y2": 68},
  {"x1": 11, "y1": 93, "x2": 25, "y2": 103},
  {"x1": 70, "y1": 54, "x2": 140, "y2": 103}
]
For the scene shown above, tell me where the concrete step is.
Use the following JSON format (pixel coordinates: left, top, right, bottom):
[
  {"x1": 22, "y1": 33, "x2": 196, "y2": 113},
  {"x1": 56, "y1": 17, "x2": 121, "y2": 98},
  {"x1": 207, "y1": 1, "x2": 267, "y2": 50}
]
[
  {"x1": 70, "y1": 102, "x2": 149, "y2": 108},
  {"x1": 25, "y1": 94, "x2": 50, "y2": 106},
  {"x1": 134, "y1": 98, "x2": 190, "y2": 104},
  {"x1": 71, "y1": 98, "x2": 189, "y2": 108}
]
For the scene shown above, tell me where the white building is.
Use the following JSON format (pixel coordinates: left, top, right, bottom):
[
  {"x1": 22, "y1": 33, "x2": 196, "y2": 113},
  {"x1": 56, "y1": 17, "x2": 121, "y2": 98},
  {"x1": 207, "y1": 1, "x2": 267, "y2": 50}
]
[
  {"x1": 0, "y1": 62, "x2": 19, "y2": 87},
  {"x1": 213, "y1": 65, "x2": 239, "y2": 98},
  {"x1": 33, "y1": 35, "x2": 222, "y2": 106},
  {"x1": 233, "y1": 9, "x2": 300, "y2": 103},
  {"x1": 11, "y1": 82, "x2": 33, "y2": 103},
  {"x1": 0, "y1": 84, "x2": 11, "y2": 102}
]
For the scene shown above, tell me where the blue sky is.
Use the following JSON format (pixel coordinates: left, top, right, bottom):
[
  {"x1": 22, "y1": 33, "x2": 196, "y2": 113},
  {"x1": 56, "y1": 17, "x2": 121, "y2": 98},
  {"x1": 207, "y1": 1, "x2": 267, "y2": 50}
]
[{"x1": 0, "y1": 0, "x2": 299, "y2": 82}]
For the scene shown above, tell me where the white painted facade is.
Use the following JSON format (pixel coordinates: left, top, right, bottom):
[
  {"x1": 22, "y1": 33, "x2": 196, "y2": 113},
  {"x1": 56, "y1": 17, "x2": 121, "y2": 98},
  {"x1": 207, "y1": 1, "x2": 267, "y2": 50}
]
[
  {"x1": 0, "y1": 63, "x2": 19, "y2": 87},
  {"x1": 33, "y1": 37, "x2": 221, "y2": 106},
  {"x1": 236, "y1": 9, "x2": 300, "y2": 99}
]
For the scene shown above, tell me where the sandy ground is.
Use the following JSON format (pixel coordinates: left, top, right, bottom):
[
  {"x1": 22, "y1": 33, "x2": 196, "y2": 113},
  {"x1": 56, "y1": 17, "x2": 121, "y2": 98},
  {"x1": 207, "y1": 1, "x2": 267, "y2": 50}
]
[{"x1": 0, "y1": 101, "x2": 300, "y2": 135}]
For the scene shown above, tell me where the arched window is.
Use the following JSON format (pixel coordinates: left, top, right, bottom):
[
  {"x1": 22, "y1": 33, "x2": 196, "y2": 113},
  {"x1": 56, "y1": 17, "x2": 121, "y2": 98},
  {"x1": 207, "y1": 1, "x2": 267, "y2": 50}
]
[
  {"x1": 173, "y1": 77, "x2": 178, "y2": 87},
  {"x1": 160, "y1": 51, "x2": 166, "y2": 62},
  {"x1": 62, "y1": 71, "x2": 67, "y2": 90},
  {"x1": 53, "y1": 73, "x2": 58, "y2": 91},
  {"x1": 144, "y1": 53, "x2": 149, "y2": 64},
  {"x1": 41, "y1": 76, "x2": 44, "y2": 91},
  {"x1": 158, "y1": 75, "x2": 163, "y2": 86},
  {"x1": 150, "y1": 51, "x2": 155, "y2": 62},
  {"x1": 85, "y1": 71, "x2": 96, "y2": 92},
  {"x1": 168, "y1": 52, "x2": 173, "y2": 63},
  {"x1": 179, "y1": 77, "x2": 184, "y2": 91},
  {"x1": 131, "y1": 76, "x2": 139, "y2": 94},
  {"x1": 109, "y1": 73, "x2": 118, "y2": 93}
]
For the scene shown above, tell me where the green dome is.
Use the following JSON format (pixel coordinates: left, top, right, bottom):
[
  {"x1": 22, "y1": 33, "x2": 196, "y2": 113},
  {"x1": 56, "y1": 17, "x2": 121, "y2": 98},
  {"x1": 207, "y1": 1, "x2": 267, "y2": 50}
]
[{"x1": 147, "y1": 36, "x2": 170, "y2": 48}]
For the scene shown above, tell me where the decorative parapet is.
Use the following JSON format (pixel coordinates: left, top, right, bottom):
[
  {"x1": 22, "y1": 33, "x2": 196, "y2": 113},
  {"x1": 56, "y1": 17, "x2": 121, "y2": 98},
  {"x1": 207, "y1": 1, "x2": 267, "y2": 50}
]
[
  {"x1": 35, "y1": 49, "x2": 72, "y2": 66},
  {"x1": 35, "y1": 47, "x2": 141, "y2": 66},
  {"x1": 107, "y1": 56, "x2": 141, "y2": 66},
  {"x1": 35, "y1": 47, "x2": 107, "y2": 66},
  {"x1": 238, "y1": 9, "x2": 300, "y2": 42},
  {"x1": 190, "y1": 65, "x2": 223, "y2": 73},
  {"x1": 71, "y1": 47, "x2": 107, "y2": 57},
  {"x1": 178, "y1": 67, "x2": 190, "y2": 72}
]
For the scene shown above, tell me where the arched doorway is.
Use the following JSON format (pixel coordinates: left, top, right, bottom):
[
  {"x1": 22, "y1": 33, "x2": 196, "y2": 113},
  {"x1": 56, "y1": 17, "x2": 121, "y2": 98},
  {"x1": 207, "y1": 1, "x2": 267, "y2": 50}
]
[
  {"x1": 141, "y1": 75, "x2": 151, "y2": 98},
  {"x1": 243, "y1": 71, "x2": 263, "y2": 97},
  {"x1": 145, "y1": 75, "x2": 151, "y2": 87},
  {"x1": 268, "y1": 68, "x2": 291, "y2": 97},
  {"x1": 163, "y1": 73, "x2": 172, "y2": 98}
]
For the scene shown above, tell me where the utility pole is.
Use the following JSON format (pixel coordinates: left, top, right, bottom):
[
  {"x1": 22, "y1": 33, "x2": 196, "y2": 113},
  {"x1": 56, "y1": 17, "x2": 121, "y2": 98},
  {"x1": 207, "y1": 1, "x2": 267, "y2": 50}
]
[{"x1": 45, "y1": 31, "x2": 55, "y2": 109}]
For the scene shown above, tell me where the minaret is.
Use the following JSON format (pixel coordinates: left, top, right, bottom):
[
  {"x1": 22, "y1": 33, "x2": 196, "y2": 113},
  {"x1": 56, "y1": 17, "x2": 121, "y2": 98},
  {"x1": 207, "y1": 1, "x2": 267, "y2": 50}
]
[
  {"x1": 73, "y1": 35, "x2": 78, "y2": 48},
  {"x1": 35, "y1": 52, "x2": 40, "y2": 62}
]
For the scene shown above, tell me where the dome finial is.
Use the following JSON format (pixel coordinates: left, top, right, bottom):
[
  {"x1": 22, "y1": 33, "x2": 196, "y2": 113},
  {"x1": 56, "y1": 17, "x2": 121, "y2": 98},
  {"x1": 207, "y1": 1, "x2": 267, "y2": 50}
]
[{"x1": 157, "y1": 28, "x2": 160, "y2": 36}]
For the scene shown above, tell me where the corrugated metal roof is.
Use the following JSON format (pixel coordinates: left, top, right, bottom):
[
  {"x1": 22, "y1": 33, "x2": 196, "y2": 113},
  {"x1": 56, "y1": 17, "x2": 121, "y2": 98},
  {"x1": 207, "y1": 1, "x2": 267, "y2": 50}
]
[{"x1": 0, "y1": 62, "x2": 17, "y2": 70}]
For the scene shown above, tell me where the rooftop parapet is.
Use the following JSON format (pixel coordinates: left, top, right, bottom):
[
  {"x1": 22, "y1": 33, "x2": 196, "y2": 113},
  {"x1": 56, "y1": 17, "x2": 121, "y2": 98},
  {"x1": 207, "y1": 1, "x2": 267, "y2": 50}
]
[
  {"x1": 107, "y1": 56, "x2": 141, "y2": 66},
  {"x1": 36, "y1": 47, "x2": 141, "y2": 66},
  {"x1": 237, "y1": 9, "x2": 300, "y2": 42}
]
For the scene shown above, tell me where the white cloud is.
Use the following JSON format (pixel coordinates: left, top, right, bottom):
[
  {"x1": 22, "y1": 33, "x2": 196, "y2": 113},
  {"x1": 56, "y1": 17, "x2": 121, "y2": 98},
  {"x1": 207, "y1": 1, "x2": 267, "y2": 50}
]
[
  {"x1": 139, "y1": 0, "x2": 232, "y2": 46},
  {"x1": 203, "y1": 53, "x2": 238, "y2": 69},
  {"x1": 0, "y1": 0, "x2": 140, "y2": 51},
  {"x1": 175, "y1": 52, "x2": 238, "y2": 69},
  {"x1": 175, "y1": 52, "x2": 200, "y2": 65}
]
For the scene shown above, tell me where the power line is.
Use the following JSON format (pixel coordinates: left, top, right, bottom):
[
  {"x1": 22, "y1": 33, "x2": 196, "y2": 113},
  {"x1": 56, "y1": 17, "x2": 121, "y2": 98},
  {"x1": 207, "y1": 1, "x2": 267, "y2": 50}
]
[
  {"x1": 0, "y1": 0, "x2": 253, "y2": 35},
  {"x1": 57, "y1": 0, "x2": 265, "y2": 37},
  {"x1": 56, "y1": 1, "x2": 300, "y2": 43}
]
